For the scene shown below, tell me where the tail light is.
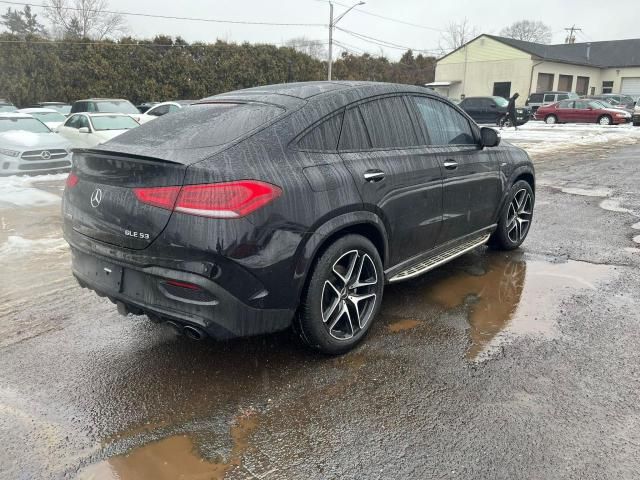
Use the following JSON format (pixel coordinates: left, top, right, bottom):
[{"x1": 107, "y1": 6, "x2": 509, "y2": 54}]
[
  {"x1": 66, "y1": 172, "x2": 79, "y2": 189},
  {"x1": 133, "y1": 180, "x2": 281, "y2": 218}
]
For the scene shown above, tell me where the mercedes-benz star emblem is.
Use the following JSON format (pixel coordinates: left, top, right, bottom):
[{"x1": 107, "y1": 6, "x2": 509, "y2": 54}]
[
  {"x1": 90, "y1": 188, "x2": 103, "y2": 208},
  {"x1": 40, "y1": 150, "x2": 51, "y2": 160}
]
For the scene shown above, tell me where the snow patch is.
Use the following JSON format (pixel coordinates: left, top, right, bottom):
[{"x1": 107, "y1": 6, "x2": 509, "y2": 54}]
[
  {"x1": 625, "y1": 247, "x2": 640, "y2": 253},
  {"x1": 0, "y1": 235, "x2": 68, "y2": 257},
  {"x1": 0, "y1": 174, "x2": 67, "y2": 208},
  {"x1": 632, "y1": 222, "x2": 640, "y2": 230},
  {"x1": 634, "y1": 235, "x2": 640, "y2": 245},
  {"x1": 560, "y1": 187, "x2": 612, "y2": 197},
  {"x1": 599, "y1": 199, "x2": 634, "y2": 214}
]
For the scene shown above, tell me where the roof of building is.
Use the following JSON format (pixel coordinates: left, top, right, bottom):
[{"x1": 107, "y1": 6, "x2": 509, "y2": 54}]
[
  {"x1": 489, "y1": 35, "x2": 640, "y2": 68},
  {"x1": 444, "y1": 34, "x2": 640, "y2": 68}
]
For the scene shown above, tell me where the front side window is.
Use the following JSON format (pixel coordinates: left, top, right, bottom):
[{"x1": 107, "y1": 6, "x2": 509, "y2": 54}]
[
  {"x1": 544, "y1": 94, "x2": 557, "y2": 103},
  {"x1": 298, "y1": 112, "x2": 343, "y2": 152},
  {"x1": 528, "y1": 94, "x2": 543, "y2": 103},
  {"x1": 77, "y1": 115, "x2": 91, "y2": 129},
  {"x1": 574, "y1": 101, "x2": 589, "y2": 110},
  {"x1": 64, "y1": 115, "x2": 80, "y2": 128},
  {"x1": 149, "y1": 105, "x2": 169, "y2": 117},
  {"x1": 493, "y1": 97, "x2": 509, "y2": 108},
  {"x1": 0, "y1": 117, "x2": 51, "y2": 133},
  {"x1": 358, "y1": 96, "x2": 420, "y2": 149},
  {"x1": 412, "y1": 96, "x2": 476, "y2": 146}
]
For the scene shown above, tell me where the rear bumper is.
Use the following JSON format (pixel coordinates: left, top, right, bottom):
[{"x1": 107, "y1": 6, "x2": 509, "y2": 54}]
[{"x1": 70, "y1": 246, "x2": 293, "y2": 339}]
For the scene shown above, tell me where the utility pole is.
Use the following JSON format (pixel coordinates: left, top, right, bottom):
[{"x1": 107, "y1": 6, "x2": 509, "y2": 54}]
[
  {"x1": 564, "y1": 25, "x2": 581, "y2": 44},
  {"x1": 327, "y1": 1, "x2": 365, "y2": 81}
]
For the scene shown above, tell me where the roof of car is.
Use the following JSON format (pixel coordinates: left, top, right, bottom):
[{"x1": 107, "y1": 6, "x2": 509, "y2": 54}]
[
  {"x1": 34, "y1": 102, "x2": 69, "y2": 105},
  {"x1": 17, "y1": 108, "x2": 61, "y2": 113},
  {"x1": 70, "y1": 112, "x2": 134, "y2": 117},
  {"x1": 204, "y1": 81, "x2": 436, "y2": 109},
  {"x1": 74, "y1": 98, "x2": 132, "y2": 102},
  {"x1": 0, "y1": 112, "x2": 33, "y2": 118}
]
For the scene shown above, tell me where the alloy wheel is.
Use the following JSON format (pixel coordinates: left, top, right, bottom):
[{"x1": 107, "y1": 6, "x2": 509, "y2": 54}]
[
  {"x1": 599, "y1": 116, "x2": 611, "y2": 125},
  {"x1": 321, "y1": 250, "x2": 379, "y2": 340},
  {"x1": 506, "y1": 188, "x2": 533, "y2": 244}
]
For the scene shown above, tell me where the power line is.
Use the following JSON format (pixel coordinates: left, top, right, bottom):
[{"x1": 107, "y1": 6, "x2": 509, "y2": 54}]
[
  {"x1": 0, "y1": 38, "x2": 329, "y2": 49},
  {"x1": 336, "y1": 26, "x2": 439, "y2": 54},
  {"x1": 0, "y1": 0, "x2": 326, "y2": 27},
  {"x1": 314, "y1": 0, "x2": 445, "y2": 32}
]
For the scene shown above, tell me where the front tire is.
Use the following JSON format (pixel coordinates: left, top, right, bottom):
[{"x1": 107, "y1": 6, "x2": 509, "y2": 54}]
[
  {"x1": 545, "y1": 115, "x2": 557, "y2": 124},
  {"x1": 490, "y1": 180, "x2": 534, "y2": 250},
  {"x1": 598, "y1": 115, "x2": 612, "y2": 125},
  {"x1": 296, "y1": 235, "x2": 384, "y2": 355}
]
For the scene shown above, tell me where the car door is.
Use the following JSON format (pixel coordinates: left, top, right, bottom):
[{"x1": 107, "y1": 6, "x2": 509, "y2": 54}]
[
  {"x1": 58, "y1": 114, "x2": 82, "y2": 145},
  {"x1": 459, "y1": 98, "x2": 479, "y2": 123},
  {"x1": 556, "y1": 100, "x2": 575, "y2": 122},
  {"x1": 76, "y1": 115, "x2": 96, "y2": 147},
  {"x1": 409, "y1": 95, "x2": 501, "y2": 246},
  {"x1": 481, "y1": 98, "x2": 500, "y2": 124},
  {"x1": 338, "y1": 95, "x2": 443, "y2": 267},
  {"x1": 573, "y1": 100, "x2": 597, "y2": 123}
]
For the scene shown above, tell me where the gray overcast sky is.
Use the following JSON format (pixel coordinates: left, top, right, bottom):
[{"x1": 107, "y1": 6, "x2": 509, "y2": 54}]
[{"x1": 51, "y1": 0, "x2": 640, "y2": 58}]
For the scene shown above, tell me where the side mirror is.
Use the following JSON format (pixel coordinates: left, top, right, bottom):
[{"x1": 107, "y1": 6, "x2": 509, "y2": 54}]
[
  {"x1": 78, "y1": 127, "x2": 89, "y2": 133},
  {"x1": 481, "y1": 127, "x2": 501, "y2": 148}
]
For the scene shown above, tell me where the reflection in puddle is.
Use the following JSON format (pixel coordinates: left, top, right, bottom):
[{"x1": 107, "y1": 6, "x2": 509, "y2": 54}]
[
  {"x1": 388, "y1": 318, "x2": 420, "y2": 332},
  {"x1": 421, "y1": 254, "x2": 614, "y2": 360},
  {"x1": 78, "y1": 410, "x2": 260, "y2": 480}
]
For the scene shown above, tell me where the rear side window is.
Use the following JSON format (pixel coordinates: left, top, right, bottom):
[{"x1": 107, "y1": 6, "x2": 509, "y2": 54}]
[
  {"x1": 339, "y1": 107, "x2": 370, "y2": 151},
  {"x1": 298, "y1": 112, "x2": 343, "y2": 152},
  {"x1": 358, "y1": 96, "x2": 420, "y2": 149},
  {"x1": 113, "y1": 103, "x2": 284, "y2": 149},
  {"x1": 412, "y1": 96, "x2": 476, "y2": 146}
]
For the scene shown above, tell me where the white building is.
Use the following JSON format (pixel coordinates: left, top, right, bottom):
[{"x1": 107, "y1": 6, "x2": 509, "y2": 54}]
[{"x1": 431, "y1": 35, "x2": 640, "y2": 105}]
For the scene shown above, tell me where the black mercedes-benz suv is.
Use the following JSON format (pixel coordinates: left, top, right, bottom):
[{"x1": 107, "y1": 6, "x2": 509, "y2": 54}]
[{"x1": 62, "y1": 81, "x2": 535, "y2": 354}]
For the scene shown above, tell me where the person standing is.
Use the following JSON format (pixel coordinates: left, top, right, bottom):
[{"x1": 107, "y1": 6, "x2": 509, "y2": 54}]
[{"x1": 506, "y1": 93, "x2": 520, "y2": 130}]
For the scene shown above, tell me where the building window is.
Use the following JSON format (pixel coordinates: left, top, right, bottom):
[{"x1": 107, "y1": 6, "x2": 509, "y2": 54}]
[
  {"x1": 536, "y1": 73, "x2": 554, "y2": 92},
  {"x1": 602, "y1": 81, "x2": 614, "y2": 94},
  {"x1": 492, "y1": 82, "x2": 511, "y2": 98},
  {"x1": 558, "y1": 75, "x2": 573, "y2": 92},
  {"x1": 576, "y1": 76, "x2": 590, "y2": 96}
]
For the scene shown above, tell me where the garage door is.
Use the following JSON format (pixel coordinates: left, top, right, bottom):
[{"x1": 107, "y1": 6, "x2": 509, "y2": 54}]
[{"x1": 621, "y1": 77, "x2": 640, "y2": 97}]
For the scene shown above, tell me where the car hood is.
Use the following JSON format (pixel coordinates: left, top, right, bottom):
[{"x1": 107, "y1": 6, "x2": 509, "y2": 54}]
[
  {"x1": 0, "y1": 130, "x2": 71, "y2": 150},
  {"x1": 602, "y1": 107, "x2": 630, "y2": 114}
]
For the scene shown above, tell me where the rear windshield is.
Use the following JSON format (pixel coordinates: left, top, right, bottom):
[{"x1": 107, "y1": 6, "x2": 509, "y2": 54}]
[
  {"x1": 116, "y1": 103, "x2": 284, "y2": 149},
  {"x1": 30, "y1": 111, "x2": 67, "y2": 123},
  {"x1": 91, "y1": 115, "x2": 139, "y2": 131},
  {"x1": 95, "y1": 100, "x2": 140, "y2": 114},
  {"x1": 0, "y1": 117, "x2": 51, "y2": 133}
]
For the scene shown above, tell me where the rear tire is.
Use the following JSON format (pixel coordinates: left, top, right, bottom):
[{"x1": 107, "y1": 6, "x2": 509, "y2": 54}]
[
  {"x1": 296, "y1": 235, "x2": 384, "y2": 355},
  {"x1": 490, "y1": 180, "x2": 534, "y2": 251},
  {"x1": 598, "y1": 115, "x2": 612, "y2": 125},
  {"x1": 545, "y1": 115, "x2": 557, "y2": 124}
]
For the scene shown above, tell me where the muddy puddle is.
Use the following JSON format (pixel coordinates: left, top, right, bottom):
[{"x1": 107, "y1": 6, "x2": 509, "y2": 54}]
[
  {"x1": 77, "y1": 410, "x2": 260, "y2": 480},
  {"x1": 384, "y1": 252, "x2": 616, "y2": 360}
]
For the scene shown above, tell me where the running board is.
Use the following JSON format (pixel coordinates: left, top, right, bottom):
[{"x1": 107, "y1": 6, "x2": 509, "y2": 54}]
[{"x1": 388, "y1": 234, "x2": 491, "y2": 283}]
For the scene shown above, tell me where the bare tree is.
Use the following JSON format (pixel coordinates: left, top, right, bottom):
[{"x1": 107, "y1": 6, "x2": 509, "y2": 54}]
[
  {"x1": 285, "y1": 37, "x2": 327, "y2": 60},
  {"x1": 439, "y1": 18, "x2": 477, "y2": 54},
  {"x1": 45, "y1": 0, "x2": 126, "y2": 40},
  {"x1": 500, "y1": 20, "x2": 553, "y2": 44}
]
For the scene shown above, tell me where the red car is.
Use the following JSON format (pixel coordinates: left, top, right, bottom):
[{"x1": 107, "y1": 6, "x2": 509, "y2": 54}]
[{"x1": 535, "y1": 99, "x2": 632, "y2": 125}]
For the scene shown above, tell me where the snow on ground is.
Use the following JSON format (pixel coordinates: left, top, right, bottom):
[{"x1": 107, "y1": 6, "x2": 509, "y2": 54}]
[
  {"x1": 0, "y1": 235, "x2": 68, "y2": 257},
  {"x1": 0, "y1": 173, "x2": 68, "y2": 208},
  {"x1": 496, "y1": 122, "x2": 640, "y2": 156}
]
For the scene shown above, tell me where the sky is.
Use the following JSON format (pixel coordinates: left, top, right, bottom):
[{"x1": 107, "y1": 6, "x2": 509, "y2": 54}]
[{"x1": 21, "y1": 0, "x2": 640, "y2": 59}]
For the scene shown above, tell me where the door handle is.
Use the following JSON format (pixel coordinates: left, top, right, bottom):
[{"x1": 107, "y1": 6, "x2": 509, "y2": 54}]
[
  {"x1": 443, "y1": 160, "x2": 458, "y2": 170},
  {"x1": 364, "y1": 170, "x2": 385, "y2": 182}
]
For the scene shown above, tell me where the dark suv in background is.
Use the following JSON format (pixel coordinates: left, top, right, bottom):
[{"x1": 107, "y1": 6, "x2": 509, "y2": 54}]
[
  {"x1": 63, "y1": 81, "x2": 535, "y2": 354},
  {"x1": 458, "y1": 96, "x2": 531, "y2": 125}
]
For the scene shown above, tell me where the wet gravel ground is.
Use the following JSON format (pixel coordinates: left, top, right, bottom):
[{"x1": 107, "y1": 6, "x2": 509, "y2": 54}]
[{"x1": 1, "y1": 141, "x2": 640, "y2": 479}]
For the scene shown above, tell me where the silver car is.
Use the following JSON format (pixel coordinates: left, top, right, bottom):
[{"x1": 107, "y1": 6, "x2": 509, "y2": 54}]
[{"x1": 0, "y1": 113, "x2": 72, "y2": 176}]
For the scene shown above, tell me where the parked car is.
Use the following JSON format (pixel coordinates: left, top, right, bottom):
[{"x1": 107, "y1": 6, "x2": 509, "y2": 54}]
[
  {"x1": 62, "y1": 81, "x2": 535, "y2": 354},
  {"x1": 586, "y1": 94, "x2": 636, "y2": 110},
  {"x1": 535, "y1": 99, "x2": 631, "y2": 125},
  {"x1": 0, "y1": 113, "x2": 71, "y2": 175},
  {"x1": 633, "y1": 104, "x2": 640, "y2": 126},
  {"x1": 57, "y1": 113, "x2": 140, "y2": 148},
  {"x1": 136, "y1": 102, "x2": 159, "y2": 113},
  {"x1": 137, "y1": 100, "x2": 196, "y2": 124},
  {"x1": 458, "y1": 96, "x2": 531, "y2": 126},
  {"x1": 17, "y1": 108, "x2": 67, "y2": 130},
  {"x1": 0, "y1": 99, "x2": 16, "y2": 113},
  {"x1": 70, "y1": 98, "x2": 141, "y2": 122},
  {"x1": 27, "y1": 102, "x2": 72, "y2": 116},
  {"x1": 526, "y1": 91, "x2": 579, "y2": 113}
]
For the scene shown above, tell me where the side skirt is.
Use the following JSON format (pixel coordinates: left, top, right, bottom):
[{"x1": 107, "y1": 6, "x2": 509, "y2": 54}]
[{"x1": 386, "y1": 230, "x2": 493, "y2": 284}]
